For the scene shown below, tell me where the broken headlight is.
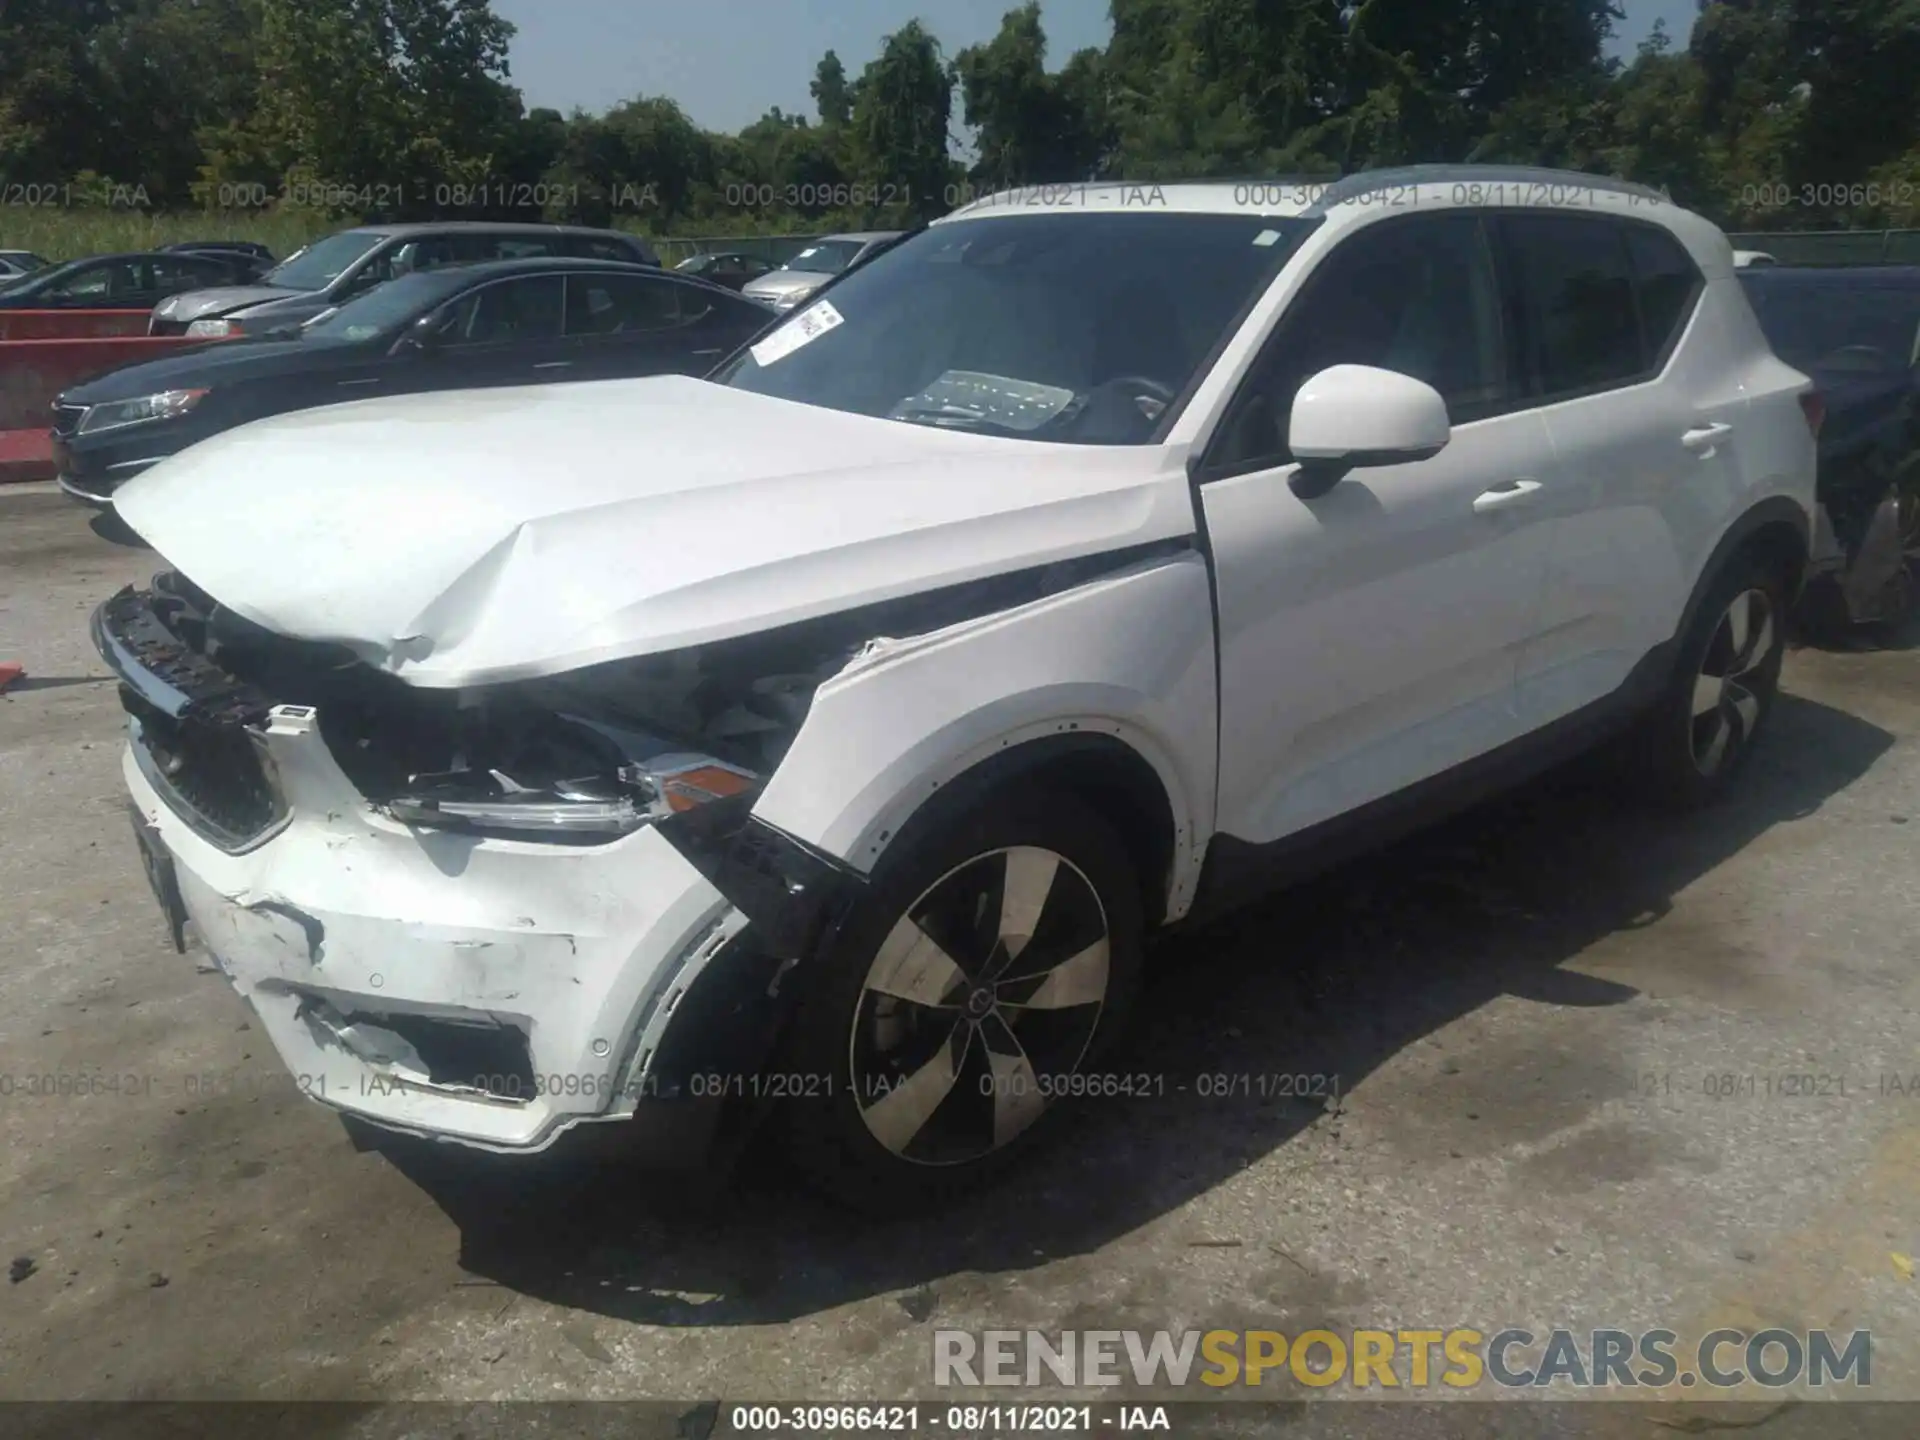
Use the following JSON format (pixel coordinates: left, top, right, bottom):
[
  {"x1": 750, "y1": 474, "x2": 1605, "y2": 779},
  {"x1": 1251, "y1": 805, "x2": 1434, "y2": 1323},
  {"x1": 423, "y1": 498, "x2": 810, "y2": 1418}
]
[{"x1": 381, "y1": 718, "x2": 760, "y2": 843}]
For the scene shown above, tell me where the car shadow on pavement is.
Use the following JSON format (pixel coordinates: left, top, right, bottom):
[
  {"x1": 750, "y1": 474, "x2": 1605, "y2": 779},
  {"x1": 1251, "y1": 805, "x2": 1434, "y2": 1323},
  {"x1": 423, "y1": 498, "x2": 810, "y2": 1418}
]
[{"x1": 372, "y1": 690, "x2": 1897, "y2": 1329}]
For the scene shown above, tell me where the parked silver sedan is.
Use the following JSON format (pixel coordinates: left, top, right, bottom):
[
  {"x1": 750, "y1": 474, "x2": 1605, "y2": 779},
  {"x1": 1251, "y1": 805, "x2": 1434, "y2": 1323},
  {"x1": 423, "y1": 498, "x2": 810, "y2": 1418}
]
[{"x1": 741, "y1": 231, "x2": 903, "y2": 311}]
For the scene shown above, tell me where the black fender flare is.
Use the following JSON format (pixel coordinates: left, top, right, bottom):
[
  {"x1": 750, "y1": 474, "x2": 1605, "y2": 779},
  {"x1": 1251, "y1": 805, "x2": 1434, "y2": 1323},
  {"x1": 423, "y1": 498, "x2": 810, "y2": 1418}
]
[{"x1": 1669, "y1": 496, "x2": 1811, "y2": 657}]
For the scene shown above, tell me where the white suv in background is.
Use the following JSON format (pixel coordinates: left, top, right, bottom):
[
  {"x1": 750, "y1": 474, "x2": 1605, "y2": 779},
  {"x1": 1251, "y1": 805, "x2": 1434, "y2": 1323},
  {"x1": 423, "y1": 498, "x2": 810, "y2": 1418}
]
[{"x1": 99, "y1": 167, "x2": 1817, "y2": 1212}]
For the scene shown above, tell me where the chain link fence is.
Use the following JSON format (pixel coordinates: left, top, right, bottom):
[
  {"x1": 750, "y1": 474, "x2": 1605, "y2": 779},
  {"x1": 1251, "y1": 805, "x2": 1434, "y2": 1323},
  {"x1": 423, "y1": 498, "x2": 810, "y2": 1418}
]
[{"x1": 1727, "y1": 230, "x2": 1920, "y2": 266}]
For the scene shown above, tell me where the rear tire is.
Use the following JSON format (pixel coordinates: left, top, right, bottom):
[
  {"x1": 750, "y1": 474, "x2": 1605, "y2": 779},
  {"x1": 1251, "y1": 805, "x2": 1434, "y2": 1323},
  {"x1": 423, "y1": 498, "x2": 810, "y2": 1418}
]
[
  {"x1": 777, "y1": 788, "x2": 1143, "y2": 1216},
  {"x1": 1628, "y1": 550, "x2": 1789, "y2": 808}
]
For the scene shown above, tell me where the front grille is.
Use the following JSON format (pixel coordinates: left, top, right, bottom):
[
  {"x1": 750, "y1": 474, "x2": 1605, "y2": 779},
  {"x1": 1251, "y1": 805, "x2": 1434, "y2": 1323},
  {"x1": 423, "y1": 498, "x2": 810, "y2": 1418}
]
[
  {"x1": 50, "y1": 402, "x2": 85, "y2": 439},
  {"x1": 92, "y1": 585, "x2": 289, "y2": 853}
]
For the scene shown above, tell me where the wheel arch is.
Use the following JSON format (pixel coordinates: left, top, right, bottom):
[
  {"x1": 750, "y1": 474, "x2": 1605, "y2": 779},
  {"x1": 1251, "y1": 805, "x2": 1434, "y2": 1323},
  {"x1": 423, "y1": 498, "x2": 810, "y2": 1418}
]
[
  {"x1": 873, "y1": 729, "x2": 1187, "y2": 929},
  {"x1": 1674, "y1": 495, "x2": 1810, "y2": 651}
]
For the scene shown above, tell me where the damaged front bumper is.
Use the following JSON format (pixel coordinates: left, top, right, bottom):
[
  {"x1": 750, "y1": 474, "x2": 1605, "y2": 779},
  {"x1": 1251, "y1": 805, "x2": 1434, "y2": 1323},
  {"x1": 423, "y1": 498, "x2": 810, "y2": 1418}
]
[{"x1": 98, "y1": 586, "x2": 859, "y2": 1160}]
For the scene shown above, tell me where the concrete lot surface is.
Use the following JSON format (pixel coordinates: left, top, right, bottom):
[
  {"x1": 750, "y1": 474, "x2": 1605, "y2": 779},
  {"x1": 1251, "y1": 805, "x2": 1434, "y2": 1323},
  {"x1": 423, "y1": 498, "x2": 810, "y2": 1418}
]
[{"x1": 1, "y1": 482, "x2": 1916, "y2": 1436}]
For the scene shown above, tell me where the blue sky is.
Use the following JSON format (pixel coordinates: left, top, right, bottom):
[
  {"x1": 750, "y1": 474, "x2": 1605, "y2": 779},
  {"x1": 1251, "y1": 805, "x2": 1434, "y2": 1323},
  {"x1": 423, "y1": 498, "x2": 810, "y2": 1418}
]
[{"x1": 492, "y1": 0, "x2": 1702, "y2": 133}]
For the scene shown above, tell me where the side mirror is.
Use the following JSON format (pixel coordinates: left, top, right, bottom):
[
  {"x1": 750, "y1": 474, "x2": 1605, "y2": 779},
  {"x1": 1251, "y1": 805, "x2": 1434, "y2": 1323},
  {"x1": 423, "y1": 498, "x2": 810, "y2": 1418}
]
[
  {"x1": 1288, "y1": 364, "x2": 1451, "y2": 498},
  {"x1": 398, "y1": 312, "x2": 445, "y2": 355}
]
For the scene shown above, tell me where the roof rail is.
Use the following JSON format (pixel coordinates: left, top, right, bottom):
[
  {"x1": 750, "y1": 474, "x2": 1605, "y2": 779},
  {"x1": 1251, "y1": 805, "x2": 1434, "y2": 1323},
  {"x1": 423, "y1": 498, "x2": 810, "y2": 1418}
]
[{"x1": 1305, "y1": 165, "x2": 1671, "y2": 214}]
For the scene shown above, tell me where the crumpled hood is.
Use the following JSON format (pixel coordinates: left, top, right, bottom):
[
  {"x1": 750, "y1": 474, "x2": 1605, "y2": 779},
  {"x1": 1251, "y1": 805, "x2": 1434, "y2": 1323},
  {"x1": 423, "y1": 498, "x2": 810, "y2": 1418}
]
[{"x1": 114, "y1": 375, "x2": 1195, "y2": 687}]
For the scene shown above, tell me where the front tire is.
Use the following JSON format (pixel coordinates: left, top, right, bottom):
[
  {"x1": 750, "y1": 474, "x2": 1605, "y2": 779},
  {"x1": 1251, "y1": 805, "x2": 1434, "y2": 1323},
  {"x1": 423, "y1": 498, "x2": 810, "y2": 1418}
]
[
  {"x1": 1631, "y1": 551, "x2": 1788, "y2": 807},
  {"x1": 778, "y1": 788, "x2": 1143, "y2": 1214}
]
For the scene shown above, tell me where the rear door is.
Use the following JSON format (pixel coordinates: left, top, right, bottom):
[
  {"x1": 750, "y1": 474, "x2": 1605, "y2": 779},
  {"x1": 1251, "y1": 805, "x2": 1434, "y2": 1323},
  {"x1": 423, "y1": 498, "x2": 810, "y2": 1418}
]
[{"x1": 1498, "y1": 213, "x2": 1735, "y2": 728}]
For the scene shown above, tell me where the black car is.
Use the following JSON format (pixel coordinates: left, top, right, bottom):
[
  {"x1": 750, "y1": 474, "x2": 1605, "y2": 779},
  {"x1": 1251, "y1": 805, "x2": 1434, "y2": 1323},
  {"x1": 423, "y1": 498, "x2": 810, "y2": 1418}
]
[
  {"x1": 674, "y1": 250, "x2": 775, "y2": 291},
  {"x1": 0, "y1": 250, "x2": 253, "y2": 309},
  {"x1": 162, "y1": 240, "x2": 276, "y2": 262},
  {"x1": 162, "y1": 240, "x2": 278, "y2": 281},
  {"x1": 1740, "y1": 264, "x2": 1920, "y2": 625},
  {"x1": 55, "y1": 257, "x2": 775, "y2": 508},
  {"x1": 148, "y1": 222, "x2": 661, "y2": 338}
]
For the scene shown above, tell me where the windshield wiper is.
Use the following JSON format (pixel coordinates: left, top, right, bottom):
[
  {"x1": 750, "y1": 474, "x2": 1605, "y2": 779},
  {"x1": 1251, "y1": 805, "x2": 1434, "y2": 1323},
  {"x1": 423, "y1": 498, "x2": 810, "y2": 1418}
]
[{"x1": 889, "y1": 403, "x2": 1033, "y2": 438}]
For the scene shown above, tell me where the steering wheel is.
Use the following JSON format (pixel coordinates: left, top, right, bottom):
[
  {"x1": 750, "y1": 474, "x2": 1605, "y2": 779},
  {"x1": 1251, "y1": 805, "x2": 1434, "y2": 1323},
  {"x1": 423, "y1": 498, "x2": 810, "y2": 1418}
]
[{"x1": 1092, "y1": 374, "x2": 1178, "y2": 411}]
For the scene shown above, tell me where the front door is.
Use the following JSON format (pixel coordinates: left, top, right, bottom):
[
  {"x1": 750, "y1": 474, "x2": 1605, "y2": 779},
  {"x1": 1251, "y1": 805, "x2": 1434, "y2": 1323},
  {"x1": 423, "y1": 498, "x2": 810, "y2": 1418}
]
[
  {"x1": 426, "y1": 274, "x2": 573, "y2": 386},
  {"x1": 1198, "y1": 211, "x2": 1558, "y2": 846}
]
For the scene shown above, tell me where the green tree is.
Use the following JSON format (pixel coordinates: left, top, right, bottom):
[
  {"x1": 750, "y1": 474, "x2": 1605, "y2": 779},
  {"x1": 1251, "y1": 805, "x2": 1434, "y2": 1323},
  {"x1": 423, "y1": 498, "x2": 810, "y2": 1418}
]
[
  {"x1": 252, "y1": 0, "x2": 518, "y2": 216},
  {"x1": 811, "y1": 51, "x2": 853, "y2": 129},
  {"x1": 850, "y1": 21, "x2": 955, "y2": 219},
  {"x1": 953, "y1": 4, "x2": 1105, "y2": 186}
]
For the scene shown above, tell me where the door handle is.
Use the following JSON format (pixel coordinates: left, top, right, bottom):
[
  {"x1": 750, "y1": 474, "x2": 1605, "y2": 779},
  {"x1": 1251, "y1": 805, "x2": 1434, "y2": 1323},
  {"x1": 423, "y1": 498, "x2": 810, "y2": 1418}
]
[
  {"x1": 335, "y1": 378, "x2": 383, "y2": 388},
  {"x1": 1472, "y1": 478, "x2": 1543, "y2": 515},
  {"x1": 1682, "y1": 423, "x2": 1734, "y2": 453},
  {"x1": 691, "y1": 348, "x2": 724, "y2": 358},
  {"x1": 532, "y1": 361, "x2": 574, "y2": 370}
]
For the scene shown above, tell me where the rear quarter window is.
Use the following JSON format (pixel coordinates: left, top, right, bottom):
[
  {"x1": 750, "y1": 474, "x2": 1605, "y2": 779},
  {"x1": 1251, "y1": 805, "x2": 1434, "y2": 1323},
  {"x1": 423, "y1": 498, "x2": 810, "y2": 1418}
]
[{"x1": 1623, "y1": 225, "x2": 1704, "y2": 370}]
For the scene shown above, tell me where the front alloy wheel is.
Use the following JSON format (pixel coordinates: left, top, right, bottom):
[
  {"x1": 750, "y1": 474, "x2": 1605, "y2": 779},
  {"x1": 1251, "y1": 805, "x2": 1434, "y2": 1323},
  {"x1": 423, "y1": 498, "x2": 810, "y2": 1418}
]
[
  {"x1": 851, "y1": 846, "x2": 1111, "y2": 1166},
  {"x1": 1689, "y1": 587, "x2": 1778, "y2": 778},
  {"x1": 779, "y1": 789, "x2": 1142, "y2": 1212}
]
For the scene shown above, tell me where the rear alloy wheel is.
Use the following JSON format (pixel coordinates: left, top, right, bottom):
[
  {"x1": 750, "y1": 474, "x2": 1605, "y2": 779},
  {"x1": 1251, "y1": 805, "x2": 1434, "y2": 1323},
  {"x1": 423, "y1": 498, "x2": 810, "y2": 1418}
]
[
  {"x1": 780, "y1": 790, "x2": 1141, "y2": 1212},
  {"x1": 1633, "y1": 552, "x2": 1787, "y2": 807},
  {"x1": 1688, "y1": 587, "x2": 1779, "y2": 779}
]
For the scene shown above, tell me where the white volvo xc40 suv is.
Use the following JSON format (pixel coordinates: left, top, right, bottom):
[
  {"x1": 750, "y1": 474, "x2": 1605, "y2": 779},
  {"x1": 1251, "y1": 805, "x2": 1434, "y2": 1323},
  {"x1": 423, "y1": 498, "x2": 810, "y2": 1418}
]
[{"x1": 98, "y1": 167, "x2": 1818, "y2": 1211}]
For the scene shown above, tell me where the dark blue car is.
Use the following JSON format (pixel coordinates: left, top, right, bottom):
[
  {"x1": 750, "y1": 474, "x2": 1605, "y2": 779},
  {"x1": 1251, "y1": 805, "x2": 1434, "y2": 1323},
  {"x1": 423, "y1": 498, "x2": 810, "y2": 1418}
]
[{"x1": 1740, "y1": 265, "x2": 1920, "y2": 625}]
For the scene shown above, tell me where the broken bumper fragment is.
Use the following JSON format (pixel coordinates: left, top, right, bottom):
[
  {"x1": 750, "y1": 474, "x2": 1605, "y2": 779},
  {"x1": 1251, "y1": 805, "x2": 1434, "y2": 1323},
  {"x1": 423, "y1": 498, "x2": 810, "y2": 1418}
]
[{"x1": 125, "y1": 708, "x2": 746, "y2": 1152}]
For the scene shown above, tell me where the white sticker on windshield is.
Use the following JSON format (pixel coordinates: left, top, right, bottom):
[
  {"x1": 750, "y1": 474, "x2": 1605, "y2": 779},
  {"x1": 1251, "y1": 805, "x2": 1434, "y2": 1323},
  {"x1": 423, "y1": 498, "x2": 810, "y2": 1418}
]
[
  {"x1": 1253, "y1": 229, "x2": 1282, "y2": 246},
  {"x1": 750, "y1": 299, "x2": 845, "y2": 367}
]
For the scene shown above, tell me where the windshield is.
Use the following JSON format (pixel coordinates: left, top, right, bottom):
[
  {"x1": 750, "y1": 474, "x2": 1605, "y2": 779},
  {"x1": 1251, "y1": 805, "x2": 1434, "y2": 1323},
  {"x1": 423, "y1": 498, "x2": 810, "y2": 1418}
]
[
  {"x1": 2, "y1": 252, "x2": 48, "y2": 270},
  {"x1": 263, "y1": 231, "x2": 384, "y2": 290},
  {"x1": 718, "y1": 212, "x2": 1312, "y2": 445},
  {"x1": 1744, "y1": 278, "x2": 1920, "y2": 375},
  {"x1": 300, "y1": 268, "x2": 477, "y2": 342},
  {"x1": 780, "y1": 239, "x2": 868, "y2": 275}
]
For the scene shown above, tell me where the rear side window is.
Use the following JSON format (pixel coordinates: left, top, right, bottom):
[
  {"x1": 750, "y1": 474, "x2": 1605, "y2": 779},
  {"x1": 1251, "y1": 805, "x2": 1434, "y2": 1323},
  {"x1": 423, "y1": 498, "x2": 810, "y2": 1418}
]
[
  {"x1": 487, "y1": 235, "x2": 561, "y2": 260},
  {"x1": 564, "y1": 273, "x2": 696, "y2": 335},
  {"x1": 564, "y1": 236, "x2": 646, "y2": 263},
  {"x1": 1624, "y1": 225, "x2": 1703, "y2": 367},
  {"x1": 1503, "y1": 215, "x2": 1641, "y2": 396}
]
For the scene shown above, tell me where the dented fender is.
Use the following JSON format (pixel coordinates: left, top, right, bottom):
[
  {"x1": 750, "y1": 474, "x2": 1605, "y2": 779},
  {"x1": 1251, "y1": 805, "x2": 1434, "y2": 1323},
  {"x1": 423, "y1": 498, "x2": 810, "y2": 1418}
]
[{"x1": 749, "y1": 550, "x2": 1220, "y2": 922}]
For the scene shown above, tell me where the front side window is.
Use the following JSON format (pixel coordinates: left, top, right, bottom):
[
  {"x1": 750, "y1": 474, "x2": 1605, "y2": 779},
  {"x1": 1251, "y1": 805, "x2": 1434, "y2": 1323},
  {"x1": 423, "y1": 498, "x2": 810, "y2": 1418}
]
[
  {"x1": 1504, "y1": 215, "x2": 1641, "y2": 396},
  {"x1": 436, "y1": 275, "x2": 565, "y2": 346},
  {"x1": 717, "y1": 212, "x2": 1313, "y2": 446},
  {"x1": 50, "y1": 261, "x2": 141, "y2": 299},
  {"x1": 1207, "y1": 214, "x2": 1509, "y2": 474}
]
